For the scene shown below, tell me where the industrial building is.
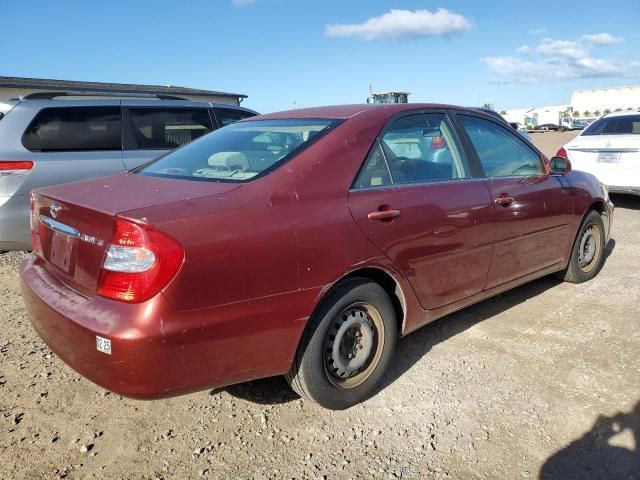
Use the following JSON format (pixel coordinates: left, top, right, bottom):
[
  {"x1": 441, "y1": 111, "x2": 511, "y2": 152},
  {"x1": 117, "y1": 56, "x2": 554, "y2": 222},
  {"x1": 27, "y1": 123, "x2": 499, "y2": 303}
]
[
  {"x1": 504, "y1": 85, "x2": 640, "y2": 126},
  {"x1": 0, "y1": 76, "x2": 247, "y2": 105}
]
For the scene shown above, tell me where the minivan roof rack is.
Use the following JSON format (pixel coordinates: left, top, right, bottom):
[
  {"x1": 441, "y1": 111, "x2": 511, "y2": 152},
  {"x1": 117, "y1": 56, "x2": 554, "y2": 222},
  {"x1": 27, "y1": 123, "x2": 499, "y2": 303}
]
[{"x1": 19, "y1": 92, "x2": 189, "y2": 101}]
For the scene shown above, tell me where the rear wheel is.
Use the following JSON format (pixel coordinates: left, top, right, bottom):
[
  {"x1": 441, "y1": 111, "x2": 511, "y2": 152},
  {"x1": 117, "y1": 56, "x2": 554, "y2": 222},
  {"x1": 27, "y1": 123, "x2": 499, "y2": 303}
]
[
  {"x1": 285, "y1": 278, "x2": 397, "y2": 410},
  {"x1": 556, "y1": 210, "x2": 606, "y2": 283}
]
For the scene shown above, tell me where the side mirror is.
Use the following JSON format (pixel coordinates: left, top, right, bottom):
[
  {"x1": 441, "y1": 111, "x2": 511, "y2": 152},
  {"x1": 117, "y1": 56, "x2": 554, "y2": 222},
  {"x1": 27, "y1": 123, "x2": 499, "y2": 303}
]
[{"x1": 549, "y1": 156, "x2": 572, "y2": 174}]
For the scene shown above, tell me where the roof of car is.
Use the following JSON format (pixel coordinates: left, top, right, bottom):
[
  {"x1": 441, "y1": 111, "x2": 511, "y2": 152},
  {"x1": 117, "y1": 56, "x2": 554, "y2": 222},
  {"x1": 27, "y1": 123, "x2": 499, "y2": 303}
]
[
  {"x1": 255, "y1": 103, "x2": 469, "y2": 120},
  {"x1": 603, "y1": 109, "x2": 640, "y2": 118}
]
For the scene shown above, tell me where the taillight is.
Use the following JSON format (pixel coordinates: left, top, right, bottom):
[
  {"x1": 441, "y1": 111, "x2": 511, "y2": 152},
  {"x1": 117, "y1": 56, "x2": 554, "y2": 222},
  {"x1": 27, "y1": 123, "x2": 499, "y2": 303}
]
[
  {"x1": 97, "y1": 218, "x2": 184, "y2": 303},
  {"x1": 29, "y1": 192, "x2": 42, "y2": 255},
  {"x1": 0, "y1": 160, "x2": 34, "y2": 176},
  {"x1": 555, "y1": 147, "x2": 568, "y2": 159}
]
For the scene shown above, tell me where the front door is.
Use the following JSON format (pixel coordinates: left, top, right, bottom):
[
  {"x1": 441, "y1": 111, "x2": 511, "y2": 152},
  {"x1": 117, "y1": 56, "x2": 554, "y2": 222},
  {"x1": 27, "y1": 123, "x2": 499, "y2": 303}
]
[
  {"x1": 348, "y1": 112, "x2": 494, "y2": 310},
  {"x1": 455, "y1": 113, "x2": 574, "y2": 288}
]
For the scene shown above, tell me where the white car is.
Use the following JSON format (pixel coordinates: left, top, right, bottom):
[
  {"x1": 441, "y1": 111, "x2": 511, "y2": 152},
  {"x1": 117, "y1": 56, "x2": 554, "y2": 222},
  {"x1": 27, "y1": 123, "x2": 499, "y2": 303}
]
[{"x1": 557, "y1": 111, "x2": 640, "y2": 195}]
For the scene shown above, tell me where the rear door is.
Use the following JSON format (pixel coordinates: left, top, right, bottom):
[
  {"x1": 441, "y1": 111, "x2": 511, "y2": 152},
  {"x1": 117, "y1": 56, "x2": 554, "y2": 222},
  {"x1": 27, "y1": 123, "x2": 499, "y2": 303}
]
[
  {"x1": 348, "y1": 111, "x2": 494, "y2": 310},
  {"x1": 122, "y1": 103, "x2": 215, "y2": 170},
  {"x1": 454, "y1": 113, "x2": 573, "y2": 288}
]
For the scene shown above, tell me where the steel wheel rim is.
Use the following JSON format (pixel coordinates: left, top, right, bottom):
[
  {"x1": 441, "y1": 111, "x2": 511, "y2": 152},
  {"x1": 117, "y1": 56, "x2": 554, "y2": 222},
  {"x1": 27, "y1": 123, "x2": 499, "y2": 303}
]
[
  {"x1": 578, "y1": 222, "x2": 602, "y2": 273},
  {"x1": 323, "y1": 303, "x2": 385, "y2": 389}
]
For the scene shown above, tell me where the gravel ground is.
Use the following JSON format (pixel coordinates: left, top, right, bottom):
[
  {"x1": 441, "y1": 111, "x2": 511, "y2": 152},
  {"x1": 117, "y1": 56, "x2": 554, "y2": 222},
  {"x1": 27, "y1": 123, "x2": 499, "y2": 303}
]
[{"x1": 1, "y1": 133, "x2": 639, "y2": 479}]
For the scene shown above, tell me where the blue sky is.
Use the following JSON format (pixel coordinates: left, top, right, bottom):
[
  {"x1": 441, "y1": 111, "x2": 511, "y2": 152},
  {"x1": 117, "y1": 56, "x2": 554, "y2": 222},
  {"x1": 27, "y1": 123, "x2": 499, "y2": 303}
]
[{"x1": 1, "y1": 0, "x2": 638, "y2": 113}]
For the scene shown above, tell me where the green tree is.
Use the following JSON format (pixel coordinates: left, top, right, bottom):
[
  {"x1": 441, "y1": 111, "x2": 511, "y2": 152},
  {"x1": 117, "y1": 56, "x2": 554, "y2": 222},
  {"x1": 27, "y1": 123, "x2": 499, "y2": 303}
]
[
  {"x1": 482, "y1": 102, "x2": 495, "y2": 111},
  {"x1": 593, "y1": 110, "x2": 601, "y2": 116},
  {"x1": 572, "y1": 110, "x2": 580, "y2": 117},
  {"x1": 499, "y1": 110, "x2": 507, "y2": 115},
  {"x1": 584, "y1": 110, "x2": 591, "y2": 117},
  {"x1": 603, "y1": 109, "x2": 611, "y2": 114},
  {"x1": 615, "y1": 108, "x2": 623, "y2": 112}
]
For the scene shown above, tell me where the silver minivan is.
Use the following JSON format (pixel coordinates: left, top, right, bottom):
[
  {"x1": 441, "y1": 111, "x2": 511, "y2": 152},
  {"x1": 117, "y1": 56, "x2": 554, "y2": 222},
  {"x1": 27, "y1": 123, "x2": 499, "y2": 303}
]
[{"x1": 0, "y1": 95, "x2": 256, "y2": 250}]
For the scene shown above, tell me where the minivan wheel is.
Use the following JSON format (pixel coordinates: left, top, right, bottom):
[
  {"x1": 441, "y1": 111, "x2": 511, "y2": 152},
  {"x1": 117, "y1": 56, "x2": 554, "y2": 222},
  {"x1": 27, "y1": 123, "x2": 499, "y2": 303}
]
[
  {"x1": 285, "y1": 277, "x2": 397, "y2": 410},
  {"x1": 556, "y1": 210, "x2": 606, "y2": 283}
]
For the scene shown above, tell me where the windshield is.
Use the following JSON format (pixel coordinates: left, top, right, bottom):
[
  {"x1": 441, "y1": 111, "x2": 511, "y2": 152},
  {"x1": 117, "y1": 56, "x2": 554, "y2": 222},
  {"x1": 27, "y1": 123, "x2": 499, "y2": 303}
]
[
  {"x1": 582, "y1": 115, "x2": 640, "y2": 135},
  {"x1": 137, "y1": 118, "x2": 340, "y2": 182}
]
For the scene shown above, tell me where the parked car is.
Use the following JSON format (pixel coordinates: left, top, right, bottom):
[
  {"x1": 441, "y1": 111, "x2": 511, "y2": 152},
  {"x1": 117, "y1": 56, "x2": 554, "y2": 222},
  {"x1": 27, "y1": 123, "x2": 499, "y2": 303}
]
[
  {"x1": 571, "y1": 119, "x2": 588, "y2": 130},
  {"x1": 557, "y1": 110, "x2": 640, "y2": 195},
  {"x1": 21, "y1": 104, "x2": 613, "y2": 409},
  {"x1": 0, "y1": 93, "x2": 257, "y2": 251}
]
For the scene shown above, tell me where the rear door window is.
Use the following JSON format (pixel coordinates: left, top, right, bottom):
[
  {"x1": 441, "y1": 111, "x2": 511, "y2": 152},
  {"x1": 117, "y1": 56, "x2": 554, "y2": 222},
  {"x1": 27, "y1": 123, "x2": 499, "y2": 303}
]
[
  {"x1": 214, "y1": 108, "x2": 256, "y2": 127},
  {"x1": 22, "y1": 107, "x2": 122, "y2": 151},
  {"x1": 125, "y1": 108, "x2": 213, "y2": 150},
  {"x1": 354, "y1": 113, "x2": 468, "y2": 188},
  {"x1": 582, "y1": 115, "x2": 640, "y2": 135}
]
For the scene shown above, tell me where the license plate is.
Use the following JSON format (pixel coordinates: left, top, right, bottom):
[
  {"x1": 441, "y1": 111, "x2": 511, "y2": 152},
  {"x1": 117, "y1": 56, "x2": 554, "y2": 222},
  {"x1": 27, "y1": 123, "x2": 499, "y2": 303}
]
[
  {"x1": 597, "y1": 151, "x2": 620, "y2": 163},
  {"x1": 96, "y1": 336, "x2": 112, "y2": 355},
  {"x1": 49, "y1": 230, "x2": 75, "y2": 273}
]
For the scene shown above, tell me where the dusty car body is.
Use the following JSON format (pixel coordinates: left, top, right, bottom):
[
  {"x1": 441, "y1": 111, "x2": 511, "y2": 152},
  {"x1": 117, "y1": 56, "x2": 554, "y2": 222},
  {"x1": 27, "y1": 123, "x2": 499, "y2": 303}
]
[{"x1": 20, "y1": 104, "x2": 613, "y2": 409}]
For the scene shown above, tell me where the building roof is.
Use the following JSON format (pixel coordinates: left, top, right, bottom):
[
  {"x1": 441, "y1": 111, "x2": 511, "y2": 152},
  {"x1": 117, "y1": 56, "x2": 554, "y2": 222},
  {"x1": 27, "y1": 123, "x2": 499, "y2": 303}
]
[{"x1": 0, "y1": 76, "x2": 246, "y2": 99}]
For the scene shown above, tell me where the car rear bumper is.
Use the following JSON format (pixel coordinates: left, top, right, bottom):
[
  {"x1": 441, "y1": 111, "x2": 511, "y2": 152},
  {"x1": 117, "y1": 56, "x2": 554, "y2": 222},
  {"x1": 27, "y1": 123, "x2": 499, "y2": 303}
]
[
  {"x1": 0, "y1": 195, "x2": 31, "y2": 251},
  {"x1": 19, "y1": 254, "x2": 314, "y2": 399}
]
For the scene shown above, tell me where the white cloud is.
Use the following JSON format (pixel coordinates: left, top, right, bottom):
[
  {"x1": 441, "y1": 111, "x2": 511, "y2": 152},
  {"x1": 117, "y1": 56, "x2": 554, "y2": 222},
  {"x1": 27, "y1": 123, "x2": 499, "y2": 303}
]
[
  {"x1": 483, "y1": 33, "x2": 636, "y2": 84},
  {"x1": 481, "y1": 56, "x2": 623, "y2": 83},
  {"x1": 325, "y1": 8, "x2": 471, "y2": 41},
  {"x1": 232, "y1": 0, "x2": 255, "y2": 6},
  {"x1": 581, "y1": 32, "x2": 624, "y2": 46},
  {"x1": 536, "y1": 38, "x2": 587, "y2": 59}
]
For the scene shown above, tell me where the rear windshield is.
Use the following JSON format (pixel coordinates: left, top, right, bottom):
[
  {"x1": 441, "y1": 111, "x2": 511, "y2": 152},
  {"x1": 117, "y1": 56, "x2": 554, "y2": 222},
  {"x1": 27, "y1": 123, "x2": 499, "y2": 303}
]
[
  {"x1": 136, "y1": 118, "x2": 340, "y2": 182},
  {"x1": 582, "y1": 115, "x2": 640, "y2": 135}
]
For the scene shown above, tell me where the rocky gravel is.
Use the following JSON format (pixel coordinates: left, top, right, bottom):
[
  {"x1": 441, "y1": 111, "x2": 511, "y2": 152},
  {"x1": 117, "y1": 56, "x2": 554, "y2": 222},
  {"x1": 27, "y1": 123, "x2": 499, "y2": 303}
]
[{"x1": 0, "y1": 133, "x2": 638, "y2": 478}]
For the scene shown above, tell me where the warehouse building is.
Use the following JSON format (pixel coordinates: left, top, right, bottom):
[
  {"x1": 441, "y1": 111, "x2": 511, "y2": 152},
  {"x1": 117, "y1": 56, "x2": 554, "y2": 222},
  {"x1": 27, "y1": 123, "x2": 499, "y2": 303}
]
[{"x1": 504, "y1": 85, "x2": 640, "y2": 125}]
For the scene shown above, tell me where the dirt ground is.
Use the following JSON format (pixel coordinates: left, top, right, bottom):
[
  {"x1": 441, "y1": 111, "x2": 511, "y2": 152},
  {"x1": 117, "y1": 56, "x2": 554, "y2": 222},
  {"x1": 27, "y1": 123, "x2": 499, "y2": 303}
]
[{"x1": 1, "y1": 132, "x2": 639, "y2": 479}]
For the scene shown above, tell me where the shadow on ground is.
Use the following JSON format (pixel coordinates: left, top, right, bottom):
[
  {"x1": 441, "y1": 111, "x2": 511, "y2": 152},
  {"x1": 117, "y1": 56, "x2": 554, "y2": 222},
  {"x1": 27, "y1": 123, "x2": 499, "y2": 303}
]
[
  {"x1": 611, "y1": 193, "x2": 640, "y2": 211},
  {"x1": 539, "y1": 401, "x2": 640, "y2": 479},
  {"x1": 222, "y1": 238, "x2": 616, "y2": 406}
]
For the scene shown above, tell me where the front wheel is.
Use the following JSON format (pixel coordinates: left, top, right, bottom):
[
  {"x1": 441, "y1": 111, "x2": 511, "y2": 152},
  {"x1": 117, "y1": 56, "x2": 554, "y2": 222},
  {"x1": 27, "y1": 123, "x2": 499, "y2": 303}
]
[
  {"x1": 556, "y1": 210, "x2": 606, "y2": 283},
  {"x1": 285, "y1": 278, "x2": 397, "y2": 410}
]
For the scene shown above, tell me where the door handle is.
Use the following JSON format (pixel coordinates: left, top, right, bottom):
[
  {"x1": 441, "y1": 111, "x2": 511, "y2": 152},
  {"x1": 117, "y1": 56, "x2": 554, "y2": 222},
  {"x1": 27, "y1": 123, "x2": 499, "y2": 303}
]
[
  {"x1": 494, "y1": 195, "x2": 515, "y2": 206},
  {"x1": 368, "y1": 209, "x2": 401, "y2": 222}
]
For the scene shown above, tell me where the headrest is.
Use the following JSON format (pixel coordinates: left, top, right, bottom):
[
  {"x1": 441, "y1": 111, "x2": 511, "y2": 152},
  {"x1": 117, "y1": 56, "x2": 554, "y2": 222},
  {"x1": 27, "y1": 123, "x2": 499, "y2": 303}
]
[{"x1": 207, "y1": 152, "x2": 249, "y2": 170}]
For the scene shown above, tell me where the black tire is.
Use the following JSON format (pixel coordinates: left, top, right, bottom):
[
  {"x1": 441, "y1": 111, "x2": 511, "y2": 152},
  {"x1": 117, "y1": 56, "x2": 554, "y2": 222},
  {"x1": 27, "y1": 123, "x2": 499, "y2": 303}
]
[
  {"x1": 285, "y1": 277, "x2": 397, "y2": 410},
  {"x1": 556, "y1": 210, "x2": 606, "y2": 283}
]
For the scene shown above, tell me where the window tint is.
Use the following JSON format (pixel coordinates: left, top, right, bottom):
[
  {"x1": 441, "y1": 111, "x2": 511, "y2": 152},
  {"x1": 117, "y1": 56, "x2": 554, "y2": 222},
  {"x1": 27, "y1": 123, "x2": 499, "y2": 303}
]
[
  {"x1": 127, "y1": 108, "x2": 213, "y2": 150},
  {"x1": 459, "y1": 115, "x2": 543, "y2": 177},
  {"x1": 353, "y1": 141, "x2": 392, "y2": 188},
  {"x1": 378, "y1": 113, "x2": 467, "y2": 185},
  {"x1": 22, "y1": 107, "x2": 121, "y2": 152},
  {"x1": 215, "y1": 108, "x2": 255, "y2": 127},
  {"x1": 137, "y1": 119, "x2": 339, "y2": 183},
  {"x1": 582, "y1": 115, "x2": 640, "y2": 135}
]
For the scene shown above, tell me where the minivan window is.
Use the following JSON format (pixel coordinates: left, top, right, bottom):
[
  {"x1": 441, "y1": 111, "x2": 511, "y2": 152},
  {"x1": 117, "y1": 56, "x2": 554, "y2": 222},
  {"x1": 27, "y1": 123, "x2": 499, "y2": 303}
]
[
  {"x1": 137, "y1": 119, "x2": 339, "y2": 182},
  {"x1": 459, "y1": 115, "x2": 543, "y2": 177},
  {"x1": 582, "y1": 115, "x2": 640, "y2": 135},
  {"x1": 215, "y1": 108, "x2": 256, "y2": 127},
  {"x1": 127, "y1": 108, "x2": 213, "y2": 150},
  {"x1": 22, "y1": 107, "x2": 122, "y2": 152}
]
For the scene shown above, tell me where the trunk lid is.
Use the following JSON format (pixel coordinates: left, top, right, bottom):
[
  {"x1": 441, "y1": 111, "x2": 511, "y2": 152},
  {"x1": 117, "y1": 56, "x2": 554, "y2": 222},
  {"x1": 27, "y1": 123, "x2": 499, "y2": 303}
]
[
  {"x1": 32, "y1": 172, "x2": 240, "y2": 296},
  {"x1": 566, "y1": 134, "x2": 640, "y2": 187}
]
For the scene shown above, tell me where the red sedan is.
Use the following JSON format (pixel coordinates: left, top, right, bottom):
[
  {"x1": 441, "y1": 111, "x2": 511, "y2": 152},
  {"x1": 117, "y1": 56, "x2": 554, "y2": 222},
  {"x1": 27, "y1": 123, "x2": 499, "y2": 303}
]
[{"x1": 20, "y1": 104, "x2": 613, "y2": 409}]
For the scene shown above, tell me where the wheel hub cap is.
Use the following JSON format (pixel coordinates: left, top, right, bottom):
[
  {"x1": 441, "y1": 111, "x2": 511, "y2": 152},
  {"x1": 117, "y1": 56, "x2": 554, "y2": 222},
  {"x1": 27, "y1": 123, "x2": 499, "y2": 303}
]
[
  {"x1": 325, "y1": 307, "x2": 375, "y2": 378},
  {"x1": 579, "y1": 227, "x2": 596, "y2": 267}
]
